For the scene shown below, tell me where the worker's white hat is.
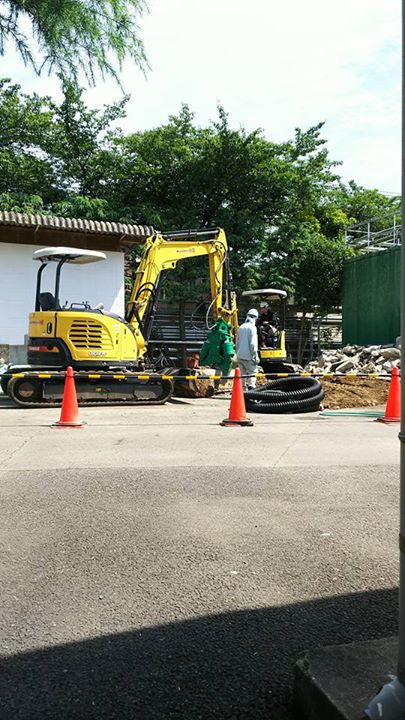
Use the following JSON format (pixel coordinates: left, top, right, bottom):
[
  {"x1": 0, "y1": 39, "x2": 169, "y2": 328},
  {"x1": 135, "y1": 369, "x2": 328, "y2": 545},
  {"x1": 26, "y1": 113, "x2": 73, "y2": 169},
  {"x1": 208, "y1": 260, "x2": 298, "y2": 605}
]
[
  {"x1": 247, "y1": 308, "x2": 259, "y2": 319},
  {"x1": 259, "y1": 301, "x2": 269, "y2": 308}
]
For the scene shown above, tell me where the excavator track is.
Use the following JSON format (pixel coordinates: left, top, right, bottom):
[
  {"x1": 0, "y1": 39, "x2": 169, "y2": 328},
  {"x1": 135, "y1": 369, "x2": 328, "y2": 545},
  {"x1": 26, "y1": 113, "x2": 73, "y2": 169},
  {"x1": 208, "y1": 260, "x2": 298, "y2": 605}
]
[{"x1": 6, "y1": 372, "x2": 173, "y2": 408}]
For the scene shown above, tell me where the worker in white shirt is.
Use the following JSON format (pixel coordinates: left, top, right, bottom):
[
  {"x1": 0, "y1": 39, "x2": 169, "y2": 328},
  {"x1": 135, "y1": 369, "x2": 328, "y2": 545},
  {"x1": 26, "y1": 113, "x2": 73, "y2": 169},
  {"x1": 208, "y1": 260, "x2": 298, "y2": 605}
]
[{"x1": 235, "y1": 308, "x2": 260, "y2": 390}]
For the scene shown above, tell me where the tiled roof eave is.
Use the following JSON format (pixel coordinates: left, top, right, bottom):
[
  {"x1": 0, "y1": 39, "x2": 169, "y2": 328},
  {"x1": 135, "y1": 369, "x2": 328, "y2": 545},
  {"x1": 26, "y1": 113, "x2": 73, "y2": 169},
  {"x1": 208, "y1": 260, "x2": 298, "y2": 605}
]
[{"x1": 0, "y1": 210, "x2": 154, "y2": 238}]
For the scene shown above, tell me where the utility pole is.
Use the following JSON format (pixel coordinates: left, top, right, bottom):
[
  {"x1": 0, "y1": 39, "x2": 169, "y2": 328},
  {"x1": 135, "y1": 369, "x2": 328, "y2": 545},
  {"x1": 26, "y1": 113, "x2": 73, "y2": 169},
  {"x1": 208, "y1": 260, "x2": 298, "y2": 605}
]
[{"x1": 365, "y1": 2, "x2": 405, "y2": 717}]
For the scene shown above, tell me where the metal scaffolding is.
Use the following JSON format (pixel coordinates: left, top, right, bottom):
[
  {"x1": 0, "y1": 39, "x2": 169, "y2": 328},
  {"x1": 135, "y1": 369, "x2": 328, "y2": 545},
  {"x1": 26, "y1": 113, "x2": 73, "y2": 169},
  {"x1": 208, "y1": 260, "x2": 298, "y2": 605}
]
[{"x1": 345, "y1": 209, "x2": 401, "y2": 253}]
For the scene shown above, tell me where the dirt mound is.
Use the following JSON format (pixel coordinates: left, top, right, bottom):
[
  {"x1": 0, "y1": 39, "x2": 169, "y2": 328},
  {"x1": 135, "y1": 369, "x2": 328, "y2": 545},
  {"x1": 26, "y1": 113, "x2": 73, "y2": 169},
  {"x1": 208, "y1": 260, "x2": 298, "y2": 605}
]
[{"x1": 321, "y1": 376, "x2": 389, "y2": 409}]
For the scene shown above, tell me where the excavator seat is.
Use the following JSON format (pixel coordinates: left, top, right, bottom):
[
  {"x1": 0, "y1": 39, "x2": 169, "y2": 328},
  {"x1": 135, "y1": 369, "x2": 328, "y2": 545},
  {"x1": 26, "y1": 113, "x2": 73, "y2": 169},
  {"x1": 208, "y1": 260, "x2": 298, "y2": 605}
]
[{"x1": 39, "y1": 292, "x2": 57, "y2": 311}]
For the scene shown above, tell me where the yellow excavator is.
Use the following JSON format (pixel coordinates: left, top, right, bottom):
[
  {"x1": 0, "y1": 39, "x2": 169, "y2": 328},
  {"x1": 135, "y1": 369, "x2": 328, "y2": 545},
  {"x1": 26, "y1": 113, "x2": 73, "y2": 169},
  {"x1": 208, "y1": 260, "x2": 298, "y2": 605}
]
[
  {"x1": 3, "y1": 228, "x2": 238, "y2": 407},
  {"x1": 242, "y1": 287, "x2": 290, "y2": 371}
]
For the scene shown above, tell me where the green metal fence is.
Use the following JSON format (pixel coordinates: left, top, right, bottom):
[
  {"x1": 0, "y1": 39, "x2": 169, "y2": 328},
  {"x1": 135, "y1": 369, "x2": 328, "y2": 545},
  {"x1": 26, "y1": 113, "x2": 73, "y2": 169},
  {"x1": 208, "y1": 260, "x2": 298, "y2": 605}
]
[{"x1": 343, "y1": 246, "x2": 400, "y2": 345}]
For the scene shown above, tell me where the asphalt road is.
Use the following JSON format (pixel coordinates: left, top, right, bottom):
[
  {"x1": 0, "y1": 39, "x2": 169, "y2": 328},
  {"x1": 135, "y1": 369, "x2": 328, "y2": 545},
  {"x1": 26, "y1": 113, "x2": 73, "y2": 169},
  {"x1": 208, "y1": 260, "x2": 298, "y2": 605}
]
[{"x1": 0, "y1": 454, "x2": 399, "y2": 718}]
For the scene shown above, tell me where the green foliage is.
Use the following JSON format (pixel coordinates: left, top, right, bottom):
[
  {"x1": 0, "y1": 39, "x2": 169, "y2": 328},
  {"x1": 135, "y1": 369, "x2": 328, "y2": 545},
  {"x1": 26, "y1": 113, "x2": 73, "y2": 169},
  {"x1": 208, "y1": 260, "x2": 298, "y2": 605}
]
[
  {"x1": 0, "y1": 79, "x2": 57, "y2": 202},
  {"x1": 0, "y1": 191, "x2": 44, "y2": 213},
  {"x1": 0, "y1": 1, "x2": 147, "y2": 85},
  {"x1": 333, "y1": 180, "x2": 399, "y2": 225},
  {"x1": 319, "y1": 326, "x2": 335, "y2": 349},
  {"x1": 292, "y1": 232, "x2": 348, "y2": 313},
  {"x1": 262, "y1": 220, "x2": 348, "y2": 310},
  {"x1": 317, "y1": 181, "x2": 399, "y2": 240},
  {"x1": 0, "y1": 78, "x2": 129, "y2": 209},
  {"x1": 108, "y1": 105, "x2": 302, "y2": 293},
  {"x1": 53, "y1": 195, "x2": 109, "y2": 220},
  {"x1": 0, "y1": 80, "x2": 398, "y2": 316},
  {"x1": 47, "y1": 80, "x2": 129, "y2": 196}
]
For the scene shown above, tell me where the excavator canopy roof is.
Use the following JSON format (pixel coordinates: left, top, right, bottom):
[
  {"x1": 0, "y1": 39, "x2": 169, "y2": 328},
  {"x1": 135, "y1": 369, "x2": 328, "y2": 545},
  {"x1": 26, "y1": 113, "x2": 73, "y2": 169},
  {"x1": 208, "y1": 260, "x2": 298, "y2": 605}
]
[
  {"x1": 242, "y1": 288, "x2": 287, "y2": 299},
  {"x1": 33, "y1": 247, "x2": 107, "y2": 264}
]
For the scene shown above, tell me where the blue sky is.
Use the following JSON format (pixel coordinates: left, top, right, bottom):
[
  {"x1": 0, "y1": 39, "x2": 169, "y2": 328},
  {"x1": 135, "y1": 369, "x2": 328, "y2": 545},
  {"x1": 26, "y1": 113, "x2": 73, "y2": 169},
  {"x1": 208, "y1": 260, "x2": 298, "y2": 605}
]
[{"x1": 2, "y1": 0, "x2": 401, "y2": 193}]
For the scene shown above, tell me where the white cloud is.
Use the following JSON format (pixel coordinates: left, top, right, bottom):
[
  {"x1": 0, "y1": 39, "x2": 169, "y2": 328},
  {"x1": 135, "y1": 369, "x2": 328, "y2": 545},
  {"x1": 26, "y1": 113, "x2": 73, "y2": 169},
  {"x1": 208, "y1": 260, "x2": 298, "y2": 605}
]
[{"x1": 0, "y1": 0, "x2": 401, "y2": 191}]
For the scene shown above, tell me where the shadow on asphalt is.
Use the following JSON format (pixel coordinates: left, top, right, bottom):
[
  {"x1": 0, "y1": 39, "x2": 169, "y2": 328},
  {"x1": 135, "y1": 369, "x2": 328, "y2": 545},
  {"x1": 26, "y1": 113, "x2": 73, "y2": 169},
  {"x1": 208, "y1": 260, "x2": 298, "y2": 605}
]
[
  {"x1": 0, "y1": 396, "x2": 20, "y2": 409},
  {"x1": 0, "y1": 587, "x2": 398, "y2": 720}
]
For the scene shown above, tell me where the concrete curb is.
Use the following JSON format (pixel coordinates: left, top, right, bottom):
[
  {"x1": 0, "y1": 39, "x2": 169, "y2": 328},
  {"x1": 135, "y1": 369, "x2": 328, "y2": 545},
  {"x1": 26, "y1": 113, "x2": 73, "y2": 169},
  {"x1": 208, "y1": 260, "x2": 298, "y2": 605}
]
[{"x1": 293, "y1": 636, "x2": 398, "y2": 720}]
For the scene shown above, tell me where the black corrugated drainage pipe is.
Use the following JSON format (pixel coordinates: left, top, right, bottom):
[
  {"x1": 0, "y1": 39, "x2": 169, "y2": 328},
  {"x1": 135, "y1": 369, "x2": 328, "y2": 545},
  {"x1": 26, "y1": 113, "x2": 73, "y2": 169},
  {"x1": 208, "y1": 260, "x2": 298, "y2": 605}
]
[{"x1": 244, "y1": 377, "x2": 324, "y2": 414}]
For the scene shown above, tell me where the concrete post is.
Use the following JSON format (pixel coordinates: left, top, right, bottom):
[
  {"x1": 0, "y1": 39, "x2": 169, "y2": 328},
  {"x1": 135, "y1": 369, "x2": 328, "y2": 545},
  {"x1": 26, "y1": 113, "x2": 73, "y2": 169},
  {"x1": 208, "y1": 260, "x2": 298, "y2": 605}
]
[
  {"x1": 398, "y1": 0, "x2": 405, "y2": 687},
  {"x1": 364, "y1": 3, "x2": 405, "y2": 718}
]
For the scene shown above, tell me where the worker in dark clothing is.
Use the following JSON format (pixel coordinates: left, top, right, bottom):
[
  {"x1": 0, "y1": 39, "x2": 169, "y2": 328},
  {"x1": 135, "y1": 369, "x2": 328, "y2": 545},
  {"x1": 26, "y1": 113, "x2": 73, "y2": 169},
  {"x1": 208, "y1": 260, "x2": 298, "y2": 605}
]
[{"x1": 257, "y1": 301, "x2": 278, "y2": 348}]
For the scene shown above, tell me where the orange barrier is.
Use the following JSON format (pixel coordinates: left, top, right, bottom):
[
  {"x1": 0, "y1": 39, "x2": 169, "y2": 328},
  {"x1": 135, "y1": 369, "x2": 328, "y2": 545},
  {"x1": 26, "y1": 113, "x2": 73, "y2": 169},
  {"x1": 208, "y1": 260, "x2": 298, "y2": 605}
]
[
  {"x1": 221, "y1": 368, "x2": 253, "y2": 427},
  {"x1": 52, "y1": 366, "x2": 86, "y2": 429}
]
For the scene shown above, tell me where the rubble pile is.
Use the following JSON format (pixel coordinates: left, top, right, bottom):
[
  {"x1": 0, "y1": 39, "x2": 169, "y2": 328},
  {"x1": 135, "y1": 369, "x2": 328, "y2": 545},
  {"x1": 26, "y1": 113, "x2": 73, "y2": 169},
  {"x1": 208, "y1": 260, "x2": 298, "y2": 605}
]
[{"x1": 304, "y1": 341, "x2": 401, "y2": 375}]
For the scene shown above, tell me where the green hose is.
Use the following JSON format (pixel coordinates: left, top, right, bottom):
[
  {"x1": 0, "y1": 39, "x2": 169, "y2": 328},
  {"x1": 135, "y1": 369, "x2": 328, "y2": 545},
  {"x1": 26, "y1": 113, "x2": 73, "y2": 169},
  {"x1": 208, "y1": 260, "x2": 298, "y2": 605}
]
[{"x1": 320, "y1": 410, "x2": 384, "y2": 417}]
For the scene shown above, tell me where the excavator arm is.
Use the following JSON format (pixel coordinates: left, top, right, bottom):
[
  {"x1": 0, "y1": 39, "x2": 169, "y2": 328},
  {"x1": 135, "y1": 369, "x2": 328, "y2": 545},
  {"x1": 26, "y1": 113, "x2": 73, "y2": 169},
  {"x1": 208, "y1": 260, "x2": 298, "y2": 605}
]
[{"x1": 126, "y1": 228, "x2": 238, "y2": 354}]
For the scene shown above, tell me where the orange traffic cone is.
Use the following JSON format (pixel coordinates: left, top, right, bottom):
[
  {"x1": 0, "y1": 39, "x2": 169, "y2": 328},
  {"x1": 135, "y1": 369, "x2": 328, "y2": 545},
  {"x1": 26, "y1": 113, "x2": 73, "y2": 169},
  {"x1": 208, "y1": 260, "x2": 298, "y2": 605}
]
[
  {"x1": 221, "y1": 367, "x2": 254, "y2": 427},
  {"x1": 376, "y1": 366, "x2": 401, "y2": 424},
  {"x1": 52, "y1": 366, "x2": 86, "y2": 428}
]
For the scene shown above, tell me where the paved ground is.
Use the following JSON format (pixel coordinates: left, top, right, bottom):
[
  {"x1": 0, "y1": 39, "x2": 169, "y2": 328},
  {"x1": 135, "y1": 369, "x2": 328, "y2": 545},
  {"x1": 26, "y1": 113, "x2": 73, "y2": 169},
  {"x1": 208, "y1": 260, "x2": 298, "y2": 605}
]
[{"x1": 0, "y1": 394, "x2": 400, "y2": 719}]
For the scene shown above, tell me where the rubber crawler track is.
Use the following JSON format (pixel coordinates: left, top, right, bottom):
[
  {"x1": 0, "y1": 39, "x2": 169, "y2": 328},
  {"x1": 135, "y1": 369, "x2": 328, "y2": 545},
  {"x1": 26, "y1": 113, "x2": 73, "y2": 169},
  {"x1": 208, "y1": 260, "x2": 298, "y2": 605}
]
[{"x1": 6, "y1": 377, "x2": 173, "y2": 408}]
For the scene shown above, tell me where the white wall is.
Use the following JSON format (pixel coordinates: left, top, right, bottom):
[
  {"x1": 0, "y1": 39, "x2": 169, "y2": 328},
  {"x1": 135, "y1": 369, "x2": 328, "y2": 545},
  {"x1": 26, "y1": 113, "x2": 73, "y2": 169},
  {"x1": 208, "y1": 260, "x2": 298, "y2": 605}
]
[{"x1": 0, "y1": 242, "x2": 125, "y2": 345}]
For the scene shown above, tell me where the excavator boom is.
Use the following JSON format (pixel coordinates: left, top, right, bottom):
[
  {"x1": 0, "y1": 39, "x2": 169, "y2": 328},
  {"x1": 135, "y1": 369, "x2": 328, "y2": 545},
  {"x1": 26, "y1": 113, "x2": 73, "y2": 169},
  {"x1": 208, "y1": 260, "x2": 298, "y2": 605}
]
[{"x1": 126, "y1": 227, "x2": 238, "y2": 350}]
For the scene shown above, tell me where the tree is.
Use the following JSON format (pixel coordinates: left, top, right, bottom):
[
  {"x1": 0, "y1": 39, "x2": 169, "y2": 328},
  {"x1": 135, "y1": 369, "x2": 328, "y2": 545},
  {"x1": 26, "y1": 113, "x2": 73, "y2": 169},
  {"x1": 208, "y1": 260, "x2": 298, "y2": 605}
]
[
  {"x1": 0, "y1": 80, "x2": 396, "y2": 328},
  {"x1": 47, "y1": 80, "x2": 129, "y2": 199},
  {"x1": 293, "y1": 233, "x2": 348, "y2": 363},
  {"x1": 0, "y1": 1, "x2": 147, "y2": 85},
  {"x1": 265, "y1": 220, "x2": 349, "y2": 362},
  {"x1": 0, "y1": 79, "x2": 58, "y2": 205},
  {"x1": 331, "y1": 181, "x2": 399, "y2": 226},
  {"x1": 108, "y1": 105, "x2": 295, "y2": 293},
  {"x1": 0, "y1": 78, "x2": 128, "y2": 216},
  {"x1": 293, "y1": 233, "x2": 347, "y2": 314}
]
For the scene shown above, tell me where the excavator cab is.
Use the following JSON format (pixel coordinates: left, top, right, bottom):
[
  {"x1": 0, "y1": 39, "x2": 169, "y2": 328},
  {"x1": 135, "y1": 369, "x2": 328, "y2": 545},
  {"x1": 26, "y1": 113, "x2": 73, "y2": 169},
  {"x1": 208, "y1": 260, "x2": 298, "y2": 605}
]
[
  {"x1": 27, "y1": 246, "x2": 143, "y2": 371},
  {"x1": 33, "y1": 246, "x2": 107, "y2": 312},
  {"x1": 242, "y1": 288, "x2": 288, "y2": 369}
]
